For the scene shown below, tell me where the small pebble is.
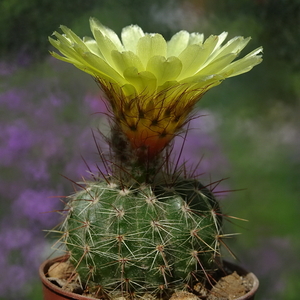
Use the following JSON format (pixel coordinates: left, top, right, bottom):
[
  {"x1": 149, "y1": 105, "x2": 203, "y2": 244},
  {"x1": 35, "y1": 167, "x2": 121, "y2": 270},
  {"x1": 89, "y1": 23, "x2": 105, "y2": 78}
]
[{"x1": 48, "y1": 262, "x2": 75, "y2": 279}]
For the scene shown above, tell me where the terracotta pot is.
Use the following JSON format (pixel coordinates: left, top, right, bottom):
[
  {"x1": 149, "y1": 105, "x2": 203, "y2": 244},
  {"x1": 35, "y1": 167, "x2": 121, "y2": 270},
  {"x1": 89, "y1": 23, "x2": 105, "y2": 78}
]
[
  {"x1": 220, "y1": 261, "x2": 259, "y2": 300},
  {"x1": 39, "y1": 255, "x2": 259, "y2": 300}
]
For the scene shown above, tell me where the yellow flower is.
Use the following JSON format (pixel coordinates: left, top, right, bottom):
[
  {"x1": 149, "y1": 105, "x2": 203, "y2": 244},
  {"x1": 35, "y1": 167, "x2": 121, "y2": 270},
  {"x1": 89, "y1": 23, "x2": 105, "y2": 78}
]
[{"x1": 49, "y1": 18, "x2": 262, "y2": 158}]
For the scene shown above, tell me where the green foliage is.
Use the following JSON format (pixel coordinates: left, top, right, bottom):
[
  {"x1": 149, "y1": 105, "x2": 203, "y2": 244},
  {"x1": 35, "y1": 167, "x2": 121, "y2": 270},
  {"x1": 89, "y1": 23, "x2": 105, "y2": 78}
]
[
  {"x1": 0, "y1": 0, "x2": 98, "y2": 58},
  {"x1": 0, "y1": 0, "x2": 182, "y2": 59},
  {"x1": 256, "y1": 0, "x2": 300, "y2": 69},
  {"x1": 205, "y1": 0, "x2": 300, "y2": 69}
]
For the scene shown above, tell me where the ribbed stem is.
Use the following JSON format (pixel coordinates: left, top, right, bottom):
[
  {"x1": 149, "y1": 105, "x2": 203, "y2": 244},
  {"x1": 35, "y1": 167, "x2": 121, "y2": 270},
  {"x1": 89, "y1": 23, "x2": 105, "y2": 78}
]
[{"x1": 110, "y1": 125, "x2": 164, "y2": 184}]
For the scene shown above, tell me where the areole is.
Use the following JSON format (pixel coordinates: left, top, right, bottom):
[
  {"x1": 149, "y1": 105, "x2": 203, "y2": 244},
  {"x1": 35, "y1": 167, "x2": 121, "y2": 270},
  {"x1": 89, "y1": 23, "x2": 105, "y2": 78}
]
[{"x1": 39, "y1": 255, "x2": 259, "y2": 300}]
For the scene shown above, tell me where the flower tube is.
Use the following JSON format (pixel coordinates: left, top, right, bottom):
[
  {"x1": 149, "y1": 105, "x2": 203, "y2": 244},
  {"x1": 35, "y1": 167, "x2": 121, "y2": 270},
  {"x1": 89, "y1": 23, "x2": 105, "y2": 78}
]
[{"x1": 50, "y1": 18, "x2": 263, "y2": 159}]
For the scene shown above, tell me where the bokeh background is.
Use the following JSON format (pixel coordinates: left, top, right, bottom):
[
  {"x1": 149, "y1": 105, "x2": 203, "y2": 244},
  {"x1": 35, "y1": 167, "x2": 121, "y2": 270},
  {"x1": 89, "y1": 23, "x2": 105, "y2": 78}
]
[{"x1": 1, "y1": 0, "x2": 300, "y2": 299}]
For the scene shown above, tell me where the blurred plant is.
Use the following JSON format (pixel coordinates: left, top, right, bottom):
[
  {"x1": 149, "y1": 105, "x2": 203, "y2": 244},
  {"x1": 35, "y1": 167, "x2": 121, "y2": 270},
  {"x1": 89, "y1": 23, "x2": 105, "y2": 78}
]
[
  {"x1": 172, "y1": 113, "x2": 229, "y2": 178},
  {"x1": 244, "y1": 237, "x2": 300, "y2": 300},
  {"x1": 0, "y1": 59, "x2": 107, "y2": 298},
  {"x1": 0, "y1": 0, "x2": 98, "y2": 59},
  {"x1": 254, "y1": 0, "x2": 300, "y2": 69}
]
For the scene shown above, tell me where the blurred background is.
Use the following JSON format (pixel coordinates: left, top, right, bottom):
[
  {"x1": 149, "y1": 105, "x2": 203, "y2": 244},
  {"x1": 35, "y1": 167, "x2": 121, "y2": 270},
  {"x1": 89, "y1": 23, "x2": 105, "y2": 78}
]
[{"x1": 1, "y1": 0, "x2": 299, "y2": 299}]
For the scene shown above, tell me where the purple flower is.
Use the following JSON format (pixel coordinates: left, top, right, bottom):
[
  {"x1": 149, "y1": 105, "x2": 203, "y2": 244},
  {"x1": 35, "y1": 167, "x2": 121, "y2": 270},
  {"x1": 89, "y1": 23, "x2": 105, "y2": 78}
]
[
  {"x1": 0, "y1": 61, "x2": 18, "y2": 76},
  {"x1": 33, "y1": 93, "x2": 65, "y2": 122},
  {"x1": 84, "y1": 93, "x2": 108, "y2": 115},
  {"x1": 0, "y1": 227, "x2": 32, "y2": 250},
  {"x1": 22, "y1": 160, "x2": 50, "y2": 181},
  {"x1": 171, "y1": 111, "x2": 230, "y2": 194},
  {"x1": 0, "y1": 89, "x2": 24, "y2": 109},
  {"x1": 12, "y1": 189, "x2": 61, "y2": 228},
  {"x1": 242, "y1": 237, "x2": 298, "y2": 299},
  {"x1": 0, "y1": 224, "x2": 48, "y2": 298},
  {"x1": 0, "y1": 265, "x2": 27, "y2": 297},
  {"x1": 0, "y1": 121, "x2": 36, "y2": 166},
  {"x1": 37, "y1": 129, "x2": 66, "y2": 159}
]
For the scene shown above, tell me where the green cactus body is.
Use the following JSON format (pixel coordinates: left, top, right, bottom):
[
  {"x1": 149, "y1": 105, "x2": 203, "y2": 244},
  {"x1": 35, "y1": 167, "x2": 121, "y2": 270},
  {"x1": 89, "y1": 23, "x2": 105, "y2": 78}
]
[{"x1": 63, "y1": 177, "x2": 222, "y2": 296}]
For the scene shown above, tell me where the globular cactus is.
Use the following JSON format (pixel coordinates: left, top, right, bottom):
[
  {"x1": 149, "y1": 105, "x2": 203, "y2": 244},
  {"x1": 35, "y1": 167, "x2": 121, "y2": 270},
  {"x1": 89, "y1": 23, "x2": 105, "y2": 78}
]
[{"x1": 61, "y1": 172, "x2": 222, "y2": 298}]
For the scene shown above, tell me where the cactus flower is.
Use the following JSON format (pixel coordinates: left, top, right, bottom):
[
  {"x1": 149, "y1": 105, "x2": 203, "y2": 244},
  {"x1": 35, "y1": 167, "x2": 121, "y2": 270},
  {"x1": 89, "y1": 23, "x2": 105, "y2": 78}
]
[{"x1": 49, "y1": 18, "x2": 262, "y2": 158}]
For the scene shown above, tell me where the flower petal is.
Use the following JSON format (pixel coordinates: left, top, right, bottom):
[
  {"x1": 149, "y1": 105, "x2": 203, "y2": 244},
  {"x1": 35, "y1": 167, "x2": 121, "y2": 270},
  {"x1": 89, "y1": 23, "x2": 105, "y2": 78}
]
[
  {"x1": 196, "y1": 53, "x2": 237, "y2": 76},
  {"x1": 123, "y1": 67, "x2": 157, "y2": 94},
  {"x1": 49, "y1": 33, "x2": 94, "y2": 64},
  {"x1": 218, "y1": 36, "x2": 250, "y2": 56},
  {"x1": 188, "y1": 32, "x2": 204, "y2": 45},
  {"x1": 111, "y1": 50, "x2": 145, "y2": 75},
  {"x1": 82, "y1": 37, "x2": 102, "y2": 56},
  {"x1": 213, "y1": 32, "x2": 229, "y2": 51},
  {"x1": 222, "y1": 47, "x2": 263, "y2": 77},
  {"x1": 52, "y1": 38, "x2": 125, "y2": 83},
  {"x1": 91, "y1": 28, "x2": 122, "y2": 69},
  {"x1": 136, "y1": 34, "x2": 167, "y2": 68},
  {"x1": 177, "y1": 33, "x2": 232, "y2": 79},
  {"x1": 59, "y1": 26, "x2": 86, "y2": 47},
  {"x1": 90, "y1": 17, "x2": 123, "y2": 51},
  {"x1": 120, "y1": 83, "x2": 137, "y2": 97},
  {"x1": 167, "y1": 30, "x2": 190, "y2": 57},
  {"x1": 146, "y1": 55, "x2": 182, "y2": 86},
  {"x1": 206, "y1": 36, "x2": 251, "y2": 65},
  {"x1": 121, "y1": 25, "x2": 145, "y2": 53},
  {"x1": 177, "y1": 44, "x2": 209, "y2": 79},
  {"x1": 79, "y1": 51, "x2": 126, "y2": 82},
  {"x1": 179, "y1": 74, "x2": 225, "y2": 95},
  {"x1": 191, "y1": 74, "x2": 224, "y2": 88}
]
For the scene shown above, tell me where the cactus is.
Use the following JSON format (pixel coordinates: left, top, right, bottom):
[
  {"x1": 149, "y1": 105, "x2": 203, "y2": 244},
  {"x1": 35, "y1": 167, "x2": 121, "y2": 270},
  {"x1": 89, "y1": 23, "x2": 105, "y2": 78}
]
[
  {"x1": 49, "y1": 18, "x2": 262, "y2": 299},
  {"x1": 60, "y1": 126, "x2": 224, "y2": 298},
  {"x1": 62, "y1": 173, "x2": 222, "y2": 297}
]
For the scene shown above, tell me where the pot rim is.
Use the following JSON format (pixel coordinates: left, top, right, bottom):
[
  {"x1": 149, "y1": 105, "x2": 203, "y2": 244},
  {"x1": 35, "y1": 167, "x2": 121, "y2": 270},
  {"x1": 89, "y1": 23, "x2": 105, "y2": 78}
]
[
  {"x1": 39, "y1": 255, "x2": 259, "y2": 300},
  {"x1": 39, "y1": 255, "x2": 96, "y2": 300}
]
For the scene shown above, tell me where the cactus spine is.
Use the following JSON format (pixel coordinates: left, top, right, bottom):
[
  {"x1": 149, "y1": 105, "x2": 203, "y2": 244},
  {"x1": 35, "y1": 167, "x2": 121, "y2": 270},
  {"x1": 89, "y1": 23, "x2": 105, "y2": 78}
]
[{"x1": 60, "y1": 129, "x2": 223, "y2": 299}]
